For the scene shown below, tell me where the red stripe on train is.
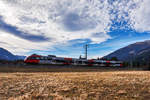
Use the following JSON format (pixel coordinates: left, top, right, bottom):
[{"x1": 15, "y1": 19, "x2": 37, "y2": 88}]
[
  {"x1": 24, "y1": 59, "x2": 39, "y2": 64},
  {"x1": 106, "y1": 61, "x2": 110, "y2": 63}
]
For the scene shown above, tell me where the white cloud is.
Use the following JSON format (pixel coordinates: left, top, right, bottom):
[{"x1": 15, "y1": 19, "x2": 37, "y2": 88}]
[
  {"x1": 0, "y1": 0, "x2": 112, "y2": 39},
  {"x1": 0, "y1": 32, "x2": 54, "y2": 55},
  {"x1": 0, "y1": 0, "x2": 150, "y2": 55},
  {"x1": 0, "y1": 0, "x2": 112, "y2": 54},
  {"x1": 129, "y1": 0, "x2": 150, "y2": 32},
  {"x1": 107, "y1": 0, "x2": 150, "y2": 32}
]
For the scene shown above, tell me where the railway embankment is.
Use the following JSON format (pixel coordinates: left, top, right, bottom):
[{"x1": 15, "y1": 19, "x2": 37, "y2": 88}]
[{"x1": 0, "y1": 63, "x2": 147, "y2": 72}]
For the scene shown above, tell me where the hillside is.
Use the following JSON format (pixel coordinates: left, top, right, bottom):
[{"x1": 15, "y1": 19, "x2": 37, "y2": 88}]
[
  {"x1": 0, "y1": 47, "x2": 25, "y2": 61},
  {"x1": 104, "y1": 40, "x2": 150, "y2": 62}
]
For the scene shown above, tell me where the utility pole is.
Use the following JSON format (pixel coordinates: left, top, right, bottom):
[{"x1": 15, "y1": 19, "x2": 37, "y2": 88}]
[
  {"x1": 84, "y1": 44, "x2": 89, "y2": 59},
  {"x1": 129, "y1": 51, "x2": 134, "y2": 68}
]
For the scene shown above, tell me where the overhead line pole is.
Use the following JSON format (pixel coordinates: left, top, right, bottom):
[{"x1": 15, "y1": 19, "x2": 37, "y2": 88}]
[{"x1": 85, "y1": 44, "x2": 89, "y2": 60}]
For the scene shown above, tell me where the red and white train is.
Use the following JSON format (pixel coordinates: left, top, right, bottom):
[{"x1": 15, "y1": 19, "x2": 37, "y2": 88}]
[{"x1": 24, "y1": 54, "x2": 123, "y2": 67}]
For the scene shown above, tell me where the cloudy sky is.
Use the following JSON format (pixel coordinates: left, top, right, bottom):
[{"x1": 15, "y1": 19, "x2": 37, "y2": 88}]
[{"x1": 0, "y1": 0, "x2": 150, "y2": 58}]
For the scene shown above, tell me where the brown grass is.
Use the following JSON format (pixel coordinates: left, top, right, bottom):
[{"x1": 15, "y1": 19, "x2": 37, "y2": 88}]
[{"x1": 1, "y1": 70, "x2": 150, "y2": 100}]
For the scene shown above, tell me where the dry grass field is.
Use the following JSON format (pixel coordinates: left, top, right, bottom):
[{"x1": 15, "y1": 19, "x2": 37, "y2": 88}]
[{"x1": 1, "y1": 70, "x2": 150, "y2": 100}]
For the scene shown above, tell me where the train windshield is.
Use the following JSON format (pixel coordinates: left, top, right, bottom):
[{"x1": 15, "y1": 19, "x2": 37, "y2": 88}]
[{"x1": 27, "y1": 57, "x2": 40, "y2": 60}]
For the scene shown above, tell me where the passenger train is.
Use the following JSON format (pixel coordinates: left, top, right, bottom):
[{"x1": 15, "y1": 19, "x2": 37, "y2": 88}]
[{"x1": 24, "y1": 54, "x2": 123, "y2": 67}]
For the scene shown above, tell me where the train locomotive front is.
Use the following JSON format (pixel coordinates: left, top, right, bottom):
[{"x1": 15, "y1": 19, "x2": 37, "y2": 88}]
[{"x1": 24, "y1": 54, "x2": 41, "y2": 64}]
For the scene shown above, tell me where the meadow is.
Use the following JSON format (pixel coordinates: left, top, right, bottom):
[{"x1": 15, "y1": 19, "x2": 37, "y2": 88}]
[{"x1": 0, "y1": 65, "x2": 150, "y2": 100}]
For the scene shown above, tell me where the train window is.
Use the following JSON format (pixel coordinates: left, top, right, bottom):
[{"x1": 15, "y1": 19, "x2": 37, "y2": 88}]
[
  {"x1": 36, "y1": 57, "x2": 40, "y2": 60},
  {"x1": 34, "y1": 57, "x2": 38, "y2": 60},
  {"x1": 40, "y1": 57, "x2": 44, "y2": 60},
  {"x1": 85, "y1": 61, "x2": 89, "y2": 64},
  {"x1": 28, "y1": 57, "x2": 37, "y2": 60},
  {"x1": 92, "y1": 62, "x2": 97, "y2": 64},
  {"x1": 27, "y1": 57, "x2": 31, "y2": 60},
  {"x1": 44, "y1": 57, "x2": 48, "y2": 60},
  {"x1": 78, "y1": 61, "x2": 82, "y2": 64},
  {"x1": 56, "y1": 60, "x2": 65, "y2": 63},
  {"x1": 47, "y1": 58, "x2": 52, "y2": 60}
]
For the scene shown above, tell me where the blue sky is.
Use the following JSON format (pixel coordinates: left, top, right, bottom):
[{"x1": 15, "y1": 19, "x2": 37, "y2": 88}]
[{"x1": 0, "y1": 0, "x2": 150, "y2": 58}]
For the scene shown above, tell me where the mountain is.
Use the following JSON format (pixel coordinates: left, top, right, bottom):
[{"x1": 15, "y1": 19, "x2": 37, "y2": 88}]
[
  {"x1": 0, "y1": 48, "x2": 26, "y2": 61},
  {"x1": 104, "y1": 40, "x2": 150, "y2": 62}
]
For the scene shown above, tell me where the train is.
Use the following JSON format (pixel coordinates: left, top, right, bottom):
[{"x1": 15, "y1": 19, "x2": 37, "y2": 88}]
[{"x1": 24, "y1": 54, "x2": 123, "y2": 67}]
